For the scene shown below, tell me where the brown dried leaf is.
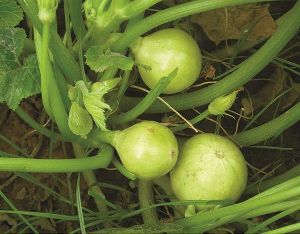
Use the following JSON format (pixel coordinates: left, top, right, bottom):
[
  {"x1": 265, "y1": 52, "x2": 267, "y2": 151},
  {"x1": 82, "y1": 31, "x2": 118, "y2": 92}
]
[
  {"x1": 200, "y1": 62, "x2": 216, "y2": 80},
  {"x1": 191, "y1": 4, "x2": 277, "y2": 44}
]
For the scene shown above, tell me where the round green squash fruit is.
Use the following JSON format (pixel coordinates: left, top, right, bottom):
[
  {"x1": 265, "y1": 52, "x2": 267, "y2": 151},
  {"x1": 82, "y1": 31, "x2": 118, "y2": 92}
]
[
  {"x1": 170, "y1": 133, "x2": 247, "y2": 209},
  {"x1": 130, "y1": 28, "x2": 202, "y2": 94},
  {"x1": 114, "y1": 121, "x2": 178, "y2": 180}
]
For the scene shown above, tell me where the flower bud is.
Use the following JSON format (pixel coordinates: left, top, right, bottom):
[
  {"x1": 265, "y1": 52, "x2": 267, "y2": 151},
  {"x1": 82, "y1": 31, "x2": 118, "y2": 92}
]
[
  {"x1": 37, "y1": 0, "x2": 58, "y2": 24},
  {"x1": 208, "y1": 91, "x2": 238, "y2": 115}
]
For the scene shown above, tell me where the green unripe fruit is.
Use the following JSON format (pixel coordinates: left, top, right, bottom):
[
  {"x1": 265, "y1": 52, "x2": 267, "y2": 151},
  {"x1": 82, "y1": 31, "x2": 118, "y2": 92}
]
[
  {"x1": 113, "y1": 121, "x2": 178, "y2": 180},
  {"x1": 130, "y1": 28, "x2": 202, "y2": 94},
  {"x1": 170, "y1": 133, "x2": 247, "y2": 209},
  {"x1": 208, "y1": 91, "x2": 238, "y2": 115}
]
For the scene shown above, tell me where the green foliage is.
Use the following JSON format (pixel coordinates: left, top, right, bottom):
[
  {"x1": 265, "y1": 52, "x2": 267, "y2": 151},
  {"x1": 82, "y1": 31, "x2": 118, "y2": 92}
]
[
  {"x1": 0, "y1": 27, "x2": 40, "y2": 110},
  {"x1": 68, "y1": 102, "x2": 93, "y2": 138},
  {"x1": 85, "y1": 47, "x2": 134, "y2": 72},
  {"x1": 68, "y1": 79, "x2": 120, "y2": 136},
  {"x1": 83, "y1": 92, "x2": 110, "y2": 130},
  {"x1": 0, "y1": 0, "x2": 23, "y2": 27},
  {"x1": 2, "y1": 1, "x2": 300, "y2": 233}
]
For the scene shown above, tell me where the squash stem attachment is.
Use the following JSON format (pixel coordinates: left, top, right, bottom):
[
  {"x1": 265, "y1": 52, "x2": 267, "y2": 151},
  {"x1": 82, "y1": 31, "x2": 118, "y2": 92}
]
[{"x1": 91, "y1": 130, "x2": 121, "y2": 147}]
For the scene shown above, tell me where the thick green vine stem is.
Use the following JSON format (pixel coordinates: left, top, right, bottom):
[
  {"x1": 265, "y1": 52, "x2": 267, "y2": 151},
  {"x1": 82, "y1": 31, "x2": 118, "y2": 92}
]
[
  {"x1": 72, "y1": 143, "x2": 111, "y2": 223},
  {"x1": 84, "y1": 0, "x2": 162, "y2": 44},
  {"x1": 33, "y1": 0, "x2": 80, "y2": 141},
  {"x1": 108, "y1": 69, "x2": 177, "y2": 125},
  {"x1": 34, "y1": 27, "x2": 78, "y2": 141},
  {"x1": 177, "y1": 177, "x2": 300, "y2": 232},
  {"x1": 34, "y1": 25, "x2": 53, "y2": 119},
  {"x1": 0, "y1": 144, "x2": 113, "y2": 173},
  {"x1": 17, "y1": 0, "x2": 81, "y2": 83},
  {"x1": 113, "y1": 0, "x2": 278, "y2": 52},
  {"x1": 14, "y1": 106, "x2": 116, "y2": 148},
  {"x1": 138, "y1": 180, "x2": 159, "y2": 225},
  {"x1": 234, "y1": 102, "x2": 300, "y2": 146},
  {"x1": 263, "y1": 223, "x2": 300, "y2": 234},
  {"x1": 245, "y1": 164, "x2": 300, "y2": 195},
  {"x1": 171, "y1": 101, "x2": 300, "y2": 153},
  {"x1": 119, "y1": 0, "x2": 300, "y2": 113},
  {"x1": 90, "y1": 130, "x2": 119, "y2": 147},
  {"x1": 122, "y1": 0, "x2": 162, "y2": 19}
]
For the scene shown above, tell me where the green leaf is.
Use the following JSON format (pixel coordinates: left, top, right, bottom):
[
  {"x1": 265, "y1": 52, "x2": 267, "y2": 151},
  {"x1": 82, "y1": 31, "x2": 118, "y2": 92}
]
[
  {"x1": 0, "y1": 28, "x2": 40, "y2": 110},
  {"x1": 68, "y1": 102, "x2": 93, "y2": 138},
  {"x1": 0, "y1": 0, "x2": 23, "y2": 27},
  {"x1": 0, "y1": 55, "x2": 40, "y2": 110},
  {"x1": 85, "y1": 47, "x2": 134, "y2": 72},
  {"x1": 83, "y1": 92, "x2": 110, "y2": 131},
  {"x1": 83, "y1": 79, "x2": 121, "y2": 130},
  {"x1": 0, "y1": 27, "x2": 26, "y2": 74}
]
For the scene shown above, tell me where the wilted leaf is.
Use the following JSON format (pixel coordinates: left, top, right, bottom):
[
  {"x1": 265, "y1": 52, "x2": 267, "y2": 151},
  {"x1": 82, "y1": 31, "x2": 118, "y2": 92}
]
[
  {"x1": 191, "y1": 4, "x2": 277, "y2": 44},
  {"x1": 200, "y1": 62, "x2": 216, "y2": 80}
]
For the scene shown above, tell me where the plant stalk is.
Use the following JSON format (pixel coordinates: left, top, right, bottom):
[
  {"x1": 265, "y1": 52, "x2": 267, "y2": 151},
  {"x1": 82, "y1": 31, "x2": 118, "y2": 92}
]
[
  {"x1": 0, "y1": 144, "x2": 113, "y2": 173},
  {"x1": 138, "y1": 180, "x2": 159, "y2": 225}
]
